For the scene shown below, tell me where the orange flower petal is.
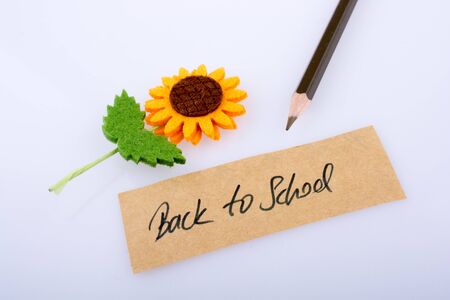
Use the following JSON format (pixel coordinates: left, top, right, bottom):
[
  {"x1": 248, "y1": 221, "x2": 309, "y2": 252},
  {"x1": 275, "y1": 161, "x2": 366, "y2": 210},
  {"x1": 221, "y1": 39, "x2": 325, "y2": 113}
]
[
  {"x1": 212, "y1": 111, "x2": 236, "y2": 129},
  {"x1": 170, "y1": 131, "x2": 184, "y2": 144},
  {"x1": 224, "y1": 89, "x2": 247, "y2": 102},
  {"x1": 149, "y1": 86, "x2": 167, "y2": 99},
  {"x1": 209, "y1": 67, "x2": 225, "y2": 82},
  {"x1": 220, "y1": 77, "x2": 240, "y2": 90},
  {"x1": 178, "y1": 67, "x2": 189, "y2": 78},
  {"x1": 149, "y1": 108, "x2": 171, "y2": 126},
  {"x1": 195, "y1": 64, "x2": 207, "y2": 76},
  {"x1": 221, "y1": 101, "x2": 246, "y2": 116},
  {"x1": 153, "y1": 126, "x2": 165, "y2": 136},
  {"x1": 213, "y1": 125, "x2": 220, "y2": 140},
  {"x1": 164, "y1": 116, "x2": 183, "y2": 136},
  {"x1": 145, "y1": 113, "x2": 154, "y2": 125},
  {"x1": 145, "y1": 99, "x2": 167, "y2": 112},
  {"x1": 183, "y1": 118, "x2": 198, "y2": 140},
  {"x1": 191, "y1": 129, "x2": 202, "y2": 145},
  {"x1": 162, "y1": 76, "x2": 175, "y2": 88},
  {"x1": 199, "y1": 118, "x2": 214, "y2": 138}
]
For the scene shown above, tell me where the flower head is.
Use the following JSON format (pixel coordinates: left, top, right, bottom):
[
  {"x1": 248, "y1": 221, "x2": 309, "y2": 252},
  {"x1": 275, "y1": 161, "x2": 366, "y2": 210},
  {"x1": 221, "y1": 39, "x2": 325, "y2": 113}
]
[{"x1": 145, "y1": 65, "x2": 247, "y2": 145}]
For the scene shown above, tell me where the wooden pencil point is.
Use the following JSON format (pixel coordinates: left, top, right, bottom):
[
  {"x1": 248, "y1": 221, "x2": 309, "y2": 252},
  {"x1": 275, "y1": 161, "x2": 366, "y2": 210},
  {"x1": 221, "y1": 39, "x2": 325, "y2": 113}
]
[
  {"x1": 286, "y1": 116, "x2": 297, "y2": 131},
  {"x1": 286, "y1": 92, "x2": 311, "y2": 130}
]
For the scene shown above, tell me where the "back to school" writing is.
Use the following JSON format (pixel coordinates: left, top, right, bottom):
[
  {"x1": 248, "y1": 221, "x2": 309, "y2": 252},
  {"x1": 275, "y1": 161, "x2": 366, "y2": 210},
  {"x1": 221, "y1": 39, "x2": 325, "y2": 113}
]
[{"x1": 149, "y1": 163, "x2": 334, "y2": 241}]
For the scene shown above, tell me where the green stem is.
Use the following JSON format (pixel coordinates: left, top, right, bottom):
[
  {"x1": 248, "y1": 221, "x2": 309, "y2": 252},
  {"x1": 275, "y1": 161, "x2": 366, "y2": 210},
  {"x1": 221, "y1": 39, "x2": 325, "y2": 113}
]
[{"x1": 49, "y1": 148, "x2": 119, "y2": 194}]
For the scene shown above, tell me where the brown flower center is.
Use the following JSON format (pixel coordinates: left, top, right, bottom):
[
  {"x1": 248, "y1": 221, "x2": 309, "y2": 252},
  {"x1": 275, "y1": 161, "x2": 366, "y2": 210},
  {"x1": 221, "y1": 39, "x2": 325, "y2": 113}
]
[{"x1": 169, "y1": 76, "x2": 223, "y2": 117}]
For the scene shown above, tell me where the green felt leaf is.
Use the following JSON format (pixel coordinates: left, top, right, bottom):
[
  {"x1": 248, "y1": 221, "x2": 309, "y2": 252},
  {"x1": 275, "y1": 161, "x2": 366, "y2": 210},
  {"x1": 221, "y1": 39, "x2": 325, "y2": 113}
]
[
  {"x1": 102, "y1": 90, "x2": 186, "y2": 167},
  {"x1": 102, "y1": 90, "x2": 145, "y2": 143},
  {"x1": 117, "y1": 130, "x2": 186, "y2": 167}
]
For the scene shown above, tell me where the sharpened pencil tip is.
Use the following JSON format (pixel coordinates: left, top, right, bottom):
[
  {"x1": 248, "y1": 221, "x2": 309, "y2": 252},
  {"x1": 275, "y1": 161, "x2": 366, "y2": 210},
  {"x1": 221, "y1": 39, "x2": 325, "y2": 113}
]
[{"x1": 285, "y1": 116, "x2": 297, "y2": 131}]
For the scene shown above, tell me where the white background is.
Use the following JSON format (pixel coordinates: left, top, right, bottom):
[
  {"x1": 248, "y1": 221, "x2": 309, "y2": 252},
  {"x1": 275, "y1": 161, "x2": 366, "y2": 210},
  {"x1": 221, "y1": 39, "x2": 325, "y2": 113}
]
[{"x1": 1, "y1": 0, "x2": 449, "y2": 299}]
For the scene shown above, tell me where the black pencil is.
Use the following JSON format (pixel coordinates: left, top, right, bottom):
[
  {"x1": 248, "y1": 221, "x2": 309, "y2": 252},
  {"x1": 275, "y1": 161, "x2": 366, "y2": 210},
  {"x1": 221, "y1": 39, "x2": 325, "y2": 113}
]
[{"x1": 286, "y1": 0, "x2": 358, "y2": 130}]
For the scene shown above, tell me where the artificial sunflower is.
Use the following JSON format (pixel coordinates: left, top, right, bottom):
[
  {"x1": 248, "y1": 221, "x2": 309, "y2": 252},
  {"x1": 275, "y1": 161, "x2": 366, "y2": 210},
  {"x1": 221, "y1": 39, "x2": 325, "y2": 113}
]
[{"x1": 145, "y1": 65, "x2": 247, "y2": 145}]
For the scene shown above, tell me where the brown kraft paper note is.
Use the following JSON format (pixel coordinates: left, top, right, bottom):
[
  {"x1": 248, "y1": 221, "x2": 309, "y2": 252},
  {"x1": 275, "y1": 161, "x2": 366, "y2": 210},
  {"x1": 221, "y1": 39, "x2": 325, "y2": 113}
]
[{"x1": 119, "y1": 126, "x2": 405, "y2": 273}]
